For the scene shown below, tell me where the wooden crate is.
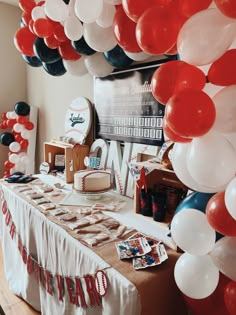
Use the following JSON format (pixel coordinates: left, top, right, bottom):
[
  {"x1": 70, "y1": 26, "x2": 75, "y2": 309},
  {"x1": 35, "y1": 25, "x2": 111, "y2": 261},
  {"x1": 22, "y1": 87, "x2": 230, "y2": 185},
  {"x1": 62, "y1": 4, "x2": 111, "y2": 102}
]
[
  {"x1": 133, "y1": 162, "x2": 188, "y2": 224},
  {"x1": 44, "y1": 142, "x2": 89, "y2": 183}
]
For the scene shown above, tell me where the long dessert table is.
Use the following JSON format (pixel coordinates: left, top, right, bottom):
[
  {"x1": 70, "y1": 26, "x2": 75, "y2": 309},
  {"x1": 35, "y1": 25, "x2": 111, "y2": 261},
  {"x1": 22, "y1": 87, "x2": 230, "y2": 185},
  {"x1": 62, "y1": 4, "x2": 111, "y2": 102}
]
[{"x1": 0, "y1": 175, "x2": 188, "y2": 315}]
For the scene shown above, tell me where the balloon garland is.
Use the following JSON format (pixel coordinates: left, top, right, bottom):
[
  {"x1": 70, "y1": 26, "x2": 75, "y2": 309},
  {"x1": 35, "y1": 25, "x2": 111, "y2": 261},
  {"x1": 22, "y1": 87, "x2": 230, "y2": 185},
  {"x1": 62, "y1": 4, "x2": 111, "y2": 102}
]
[
  {"x1": 12, "y1": 0, "x2": 236, "y2": 313},
  {"x1": 0, "y1": 102, "x2": 35, "y2": 178}
]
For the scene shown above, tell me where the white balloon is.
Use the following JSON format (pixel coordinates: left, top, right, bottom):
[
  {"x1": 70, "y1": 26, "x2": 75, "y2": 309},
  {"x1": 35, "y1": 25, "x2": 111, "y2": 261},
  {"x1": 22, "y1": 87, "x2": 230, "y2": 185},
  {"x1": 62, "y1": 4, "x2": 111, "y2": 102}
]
[
  {"x1": 96, "y1": 2, "x2": 116, "y2": 28},
  {"x1": 177, "y1": 8, "x2": 236, "y2": 66},
  {"x1": 210, "y1": 236, "x2": 236, "y2": 280},
  {"x1": 31, "y1": 6, "x2": 46, "y2": 21},
  {"x1": 9, "y1": 154, "x2": 19, "y2": 164},
  {"x1": 174, "y1": 253, "x2": 219, "y2": 299},
  {"x1": 63, "y1": 57, "x2": 88, "y2": 76},
  {"x1": 64, "y1": 15, "x2": 83, "y2": 41},
  {"x1": 9, "y1": 142, "x2": 21, "y2": 153},
  {"x1": 13, "y1": 123, "x2": 24, "y2": 133},
  {"x1": 124, "y1": 50, "x2": 151, "y2": 61},
  {"x1": 187, "y1": 131, "x2": 236, "y2": 188},
  {"x1": 45, "y1": 0, "x2": 69, "y2": 22},
  {"x1": 11, "y1": 112, "x2": 18, "y2": 119},
  {"x1": 74, "y1": 0, "x2": 103, "y2": 24},
  {"x1": 171, "y1": 142, "x2": 225, "y2": 193},
  {"x1": 84, "y1": 53, "x2": 114, "y2": 77},
  {"x1": 171, "y1": 209, "x2": 216, "y2": 255},
  {"x1": 20, "y1": 155, "x2": 30, "y2": 165},
  {"x1": 83, "y1": 22, "x2": 117, "y2": 52},
  {"x1": 21, "y1": 130, "x2": 31, "y2": 140},
  {"x1": 212, "y1": 85, "x2": 236, "y2": 133},
  {"x1": 225, "y1": 177, "x2": 236, "y2": 220},
  {"x1": 6, "y1": 111, "x2": 14, "y2": 119}
]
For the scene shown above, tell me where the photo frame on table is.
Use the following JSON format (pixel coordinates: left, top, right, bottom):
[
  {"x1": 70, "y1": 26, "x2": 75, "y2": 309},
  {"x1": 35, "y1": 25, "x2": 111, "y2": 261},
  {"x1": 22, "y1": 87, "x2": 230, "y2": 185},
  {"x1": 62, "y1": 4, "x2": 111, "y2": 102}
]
[{"x1": 93, "y1": 56, "x2": 177, "y2": 147}]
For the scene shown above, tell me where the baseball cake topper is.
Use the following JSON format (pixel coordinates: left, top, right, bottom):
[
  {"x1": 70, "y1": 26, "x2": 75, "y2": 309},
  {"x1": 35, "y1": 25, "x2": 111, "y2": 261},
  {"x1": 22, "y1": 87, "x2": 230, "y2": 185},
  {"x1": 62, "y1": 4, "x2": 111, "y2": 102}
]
[{"x1": 64, "y1": 97, "x2": 92, "y2": 145}]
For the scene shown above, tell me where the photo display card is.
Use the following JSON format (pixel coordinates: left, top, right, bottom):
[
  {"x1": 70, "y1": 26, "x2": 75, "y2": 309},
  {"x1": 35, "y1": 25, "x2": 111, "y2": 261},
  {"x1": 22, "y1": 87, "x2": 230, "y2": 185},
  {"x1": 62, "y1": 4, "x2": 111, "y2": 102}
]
[{"x1": 94, "y1": 58, "x2": 175, "y2": 146}]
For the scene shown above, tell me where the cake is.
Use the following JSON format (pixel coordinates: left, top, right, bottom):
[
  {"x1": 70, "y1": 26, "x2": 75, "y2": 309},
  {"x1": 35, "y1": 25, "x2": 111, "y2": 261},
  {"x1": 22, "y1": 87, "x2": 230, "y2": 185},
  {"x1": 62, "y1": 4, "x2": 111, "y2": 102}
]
[{"x1": 74, "y1": 170, "x2": 111, "y2": 192}]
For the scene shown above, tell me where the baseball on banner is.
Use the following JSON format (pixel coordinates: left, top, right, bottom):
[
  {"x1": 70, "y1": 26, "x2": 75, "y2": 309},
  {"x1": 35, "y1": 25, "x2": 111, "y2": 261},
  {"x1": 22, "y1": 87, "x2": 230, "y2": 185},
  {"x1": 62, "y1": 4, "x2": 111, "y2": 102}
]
[
  {"x1": 65, "y1": 97, "x2": 92, "y2": 145},
  {"x1": 94, "y1": 270, "x2": 108, "y2": 297}
]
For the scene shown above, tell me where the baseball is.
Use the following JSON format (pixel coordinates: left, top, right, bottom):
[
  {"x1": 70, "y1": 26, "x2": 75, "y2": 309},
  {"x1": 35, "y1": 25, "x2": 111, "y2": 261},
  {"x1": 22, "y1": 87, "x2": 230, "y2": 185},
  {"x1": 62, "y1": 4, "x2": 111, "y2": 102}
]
[{"x1": 94, "y1": 270, "x2": 108, "y2": 297}]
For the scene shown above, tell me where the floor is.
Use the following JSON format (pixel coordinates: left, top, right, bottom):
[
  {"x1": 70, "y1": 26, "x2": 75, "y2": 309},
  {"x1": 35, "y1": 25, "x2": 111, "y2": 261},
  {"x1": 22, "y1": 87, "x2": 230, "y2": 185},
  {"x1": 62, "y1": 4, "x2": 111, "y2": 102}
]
[{"x1": 0, "y1": 243, "x2": 40, "y2": 315}]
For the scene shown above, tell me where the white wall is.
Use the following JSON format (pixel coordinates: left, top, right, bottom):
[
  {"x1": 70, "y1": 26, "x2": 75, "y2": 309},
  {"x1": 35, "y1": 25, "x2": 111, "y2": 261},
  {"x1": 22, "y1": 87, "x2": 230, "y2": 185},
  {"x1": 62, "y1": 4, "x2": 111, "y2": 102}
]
[
  {"x1": 27, "y1": 66, "x2": 94, "y2": 173},
  {"x1": 0, "y1": 3, "x2": 26, "y2": 177},
  {"x1": 0, "y1": 3, "x2": 94, "y2": 176}
]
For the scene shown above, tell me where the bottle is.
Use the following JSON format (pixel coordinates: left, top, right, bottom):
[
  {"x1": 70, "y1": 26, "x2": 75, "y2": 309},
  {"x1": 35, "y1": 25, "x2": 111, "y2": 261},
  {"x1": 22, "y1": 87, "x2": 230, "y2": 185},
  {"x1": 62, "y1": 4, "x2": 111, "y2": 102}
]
[
  {"x1": 152, "y1": 191, "x2": 166, "y2": 222},
  {"x1": 140, "y1": 188, "x2": 153, "y2": 217}
]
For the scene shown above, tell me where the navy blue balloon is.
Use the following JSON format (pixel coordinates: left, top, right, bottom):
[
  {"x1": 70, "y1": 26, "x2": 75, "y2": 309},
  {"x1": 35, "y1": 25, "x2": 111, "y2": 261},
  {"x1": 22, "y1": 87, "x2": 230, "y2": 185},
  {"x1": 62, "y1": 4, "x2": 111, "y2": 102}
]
[
  {"x1": 72, "y1": 37, "x2": 96, "y2": 56},
  {"x1": 22, "y1": 54, "x2": 42, "y2": 67},
  {"x1": 33, "y1": 37, "x2": 61, "y2": 64},
  {"x1": 14, "y1": 101, "x2": 30, "y2": 116},
  {"x1": 42, "y1": 59, "x2": 66, "y2": 77},
  {"x1": 175, "y1": 192, "x2": 215, "y2": 214},
  {"x1": 0, "y1": 132, "x2": 15, "y2": 146},
  {"x1": 104, "y1": 45, "x2": 133, "y2": 68}
]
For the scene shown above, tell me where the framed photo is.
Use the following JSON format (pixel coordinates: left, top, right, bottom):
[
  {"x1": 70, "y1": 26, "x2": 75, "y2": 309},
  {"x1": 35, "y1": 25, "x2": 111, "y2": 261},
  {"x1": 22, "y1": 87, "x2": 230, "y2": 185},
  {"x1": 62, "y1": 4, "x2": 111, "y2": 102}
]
[{"x1": 94, "y1": 57, "x2": 175, "y2": 146}]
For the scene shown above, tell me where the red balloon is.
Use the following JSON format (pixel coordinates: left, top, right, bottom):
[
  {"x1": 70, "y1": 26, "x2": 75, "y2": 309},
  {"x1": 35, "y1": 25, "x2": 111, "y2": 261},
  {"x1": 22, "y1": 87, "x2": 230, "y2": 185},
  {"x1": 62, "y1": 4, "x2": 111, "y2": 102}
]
[
  {"x1": 214, "y1": 0, "x2": 236, "y2": 18},
  {"x1": 151, "y1": 60, "x2": 206, "y2": 105},
  {"x1": 113, "y1": 7, "x2": 142, "y2": 53},
  {"x1": 17, "y1": 116, "x2": 27, "y2": 124},
  {"x1": 184, "y1": 273, "x2": 230, "y2": 315},
  {"x1": 53, "y1": 23, "x2": 68, "y2": 42},
  {"x1": 4, "y1": 161, "x2": 15, "y2": 169},
  {"x1": 33, "y1": 18, "x2": 54, "y2": 38},
  {"x1": 1, "y1": 121, "x2": 8, "y2": 129},
  {"x1": 15, "y1": 134, "x2": 23, "y2": 143},
  {"x1": 44, "y1": 35, "x2": 60, "y2": 49},
  {"x1": 19, "y1": 0, "x2": 35, "y2": 13},
  {"x1": 136, "y1": 4, "x2": 181, "y2": 55},
  {"x1": 21, "y1": 11, "x2": 32, "y2": 26},
  {"x1": 225, "y1": 281, "x2": 236, "y2": 315},
  {"x1": 20, "y1": 139, "x2": 29, "y2": 149},
  {"x1": 24, "y1": 121, "x2": 34, "y2": 130},
  {"x1": 165, "y1": 88, "x2": 216, "y2": 138},
  {"x1": 14, "y1": 26, "x2": 37, "y2": 56},
  {"x1": 163, "y1": 116, "x2": 192, "y2": 143},
  {"x1": 206, "y1": 192, "x2": 236, "y2": 236},
  {"x1": 58, "y1": 41, "x2": 81, "y2": 61},
  {"x1": 3, "y1": 171, "x2": 10, "y2": 178},
  {"x1": 7, "y1": 119, "x2": 17, "y2": 128},
  {"x1": 178, "y1": 0, "x2": 213, "y2": 18},
  {"x1": 122, "y1": 0, "x2": 177, "y2": 22},
  {"x1": 1, "y1": 113, "x2": 7, "y2": 120},
  {"x1": 208, "y1": 49, "x2": 236, "y2": 86}
]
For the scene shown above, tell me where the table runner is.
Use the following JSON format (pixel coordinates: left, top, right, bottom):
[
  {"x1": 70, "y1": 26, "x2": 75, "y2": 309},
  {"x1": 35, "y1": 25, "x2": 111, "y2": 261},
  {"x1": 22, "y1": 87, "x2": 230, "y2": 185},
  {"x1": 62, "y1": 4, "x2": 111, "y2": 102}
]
[{"x1": 1, "y1": 179, "x2": 187, "y2": 315}]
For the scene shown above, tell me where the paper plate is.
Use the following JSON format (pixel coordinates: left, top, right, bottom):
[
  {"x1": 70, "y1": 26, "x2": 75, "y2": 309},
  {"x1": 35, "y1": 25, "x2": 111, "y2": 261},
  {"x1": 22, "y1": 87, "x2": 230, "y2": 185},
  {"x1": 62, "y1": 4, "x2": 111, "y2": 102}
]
[{"x1": 65, "y1": 97, "x2": 92, "y2": 144}]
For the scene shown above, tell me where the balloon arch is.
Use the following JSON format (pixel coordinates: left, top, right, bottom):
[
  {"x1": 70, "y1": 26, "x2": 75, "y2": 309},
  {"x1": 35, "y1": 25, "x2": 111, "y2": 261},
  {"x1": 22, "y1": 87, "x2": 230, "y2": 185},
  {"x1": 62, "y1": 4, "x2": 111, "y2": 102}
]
[{"x1": 12, "y1": 0, "x2": 236, "y2": 314}]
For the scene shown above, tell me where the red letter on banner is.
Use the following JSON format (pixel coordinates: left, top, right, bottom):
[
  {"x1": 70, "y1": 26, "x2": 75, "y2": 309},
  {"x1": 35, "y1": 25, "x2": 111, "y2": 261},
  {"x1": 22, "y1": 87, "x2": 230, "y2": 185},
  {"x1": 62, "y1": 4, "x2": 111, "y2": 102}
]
[
  {"x1": 75, "y1": 277, "x2": 87, "y2": 308},
  {"x1": 5, "y1": 210, "x2": 11, "y2": 226},
  {"x1": 9, "y1": 222, "x2": 16, "y2": 239},
  {"x1": 56, "y1": 275, "x2": 64, "y2": 302},
  {"x1": 2, "y1": 200, "x2": 7, "y2": 214},
  {"x1": 65, "y1": 277, "x2": 76, "y2": 304},
  {"x1": 34, "y1": 261, "x2": 39, "y2": 282},
  {"x1": 27, "y1": 254, "x2": 33, "y2": 275},
  {"x1": 84, "y1": 275, "x2": 101, "y2": 307},
  {"x1": 18, "y1": 236, "x2": 22, "y2": 253},
  {"x1": 46, "y1": 271, "x2": 53, "y2": 295}
]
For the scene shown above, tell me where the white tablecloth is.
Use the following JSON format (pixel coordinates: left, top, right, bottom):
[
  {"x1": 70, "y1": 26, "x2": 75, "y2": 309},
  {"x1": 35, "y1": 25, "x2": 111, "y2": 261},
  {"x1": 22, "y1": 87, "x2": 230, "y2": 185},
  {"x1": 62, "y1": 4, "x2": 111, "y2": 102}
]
[{"x1": 0, "y1": 175, "x2": 179, "y2": 315}]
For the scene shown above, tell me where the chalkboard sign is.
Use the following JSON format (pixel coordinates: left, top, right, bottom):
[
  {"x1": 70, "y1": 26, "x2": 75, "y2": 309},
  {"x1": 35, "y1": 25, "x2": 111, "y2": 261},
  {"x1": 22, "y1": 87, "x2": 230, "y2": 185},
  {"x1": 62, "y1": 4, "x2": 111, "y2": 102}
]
[{"x1": 94, "y1": 58, "x2": 173, "y2": 146}]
